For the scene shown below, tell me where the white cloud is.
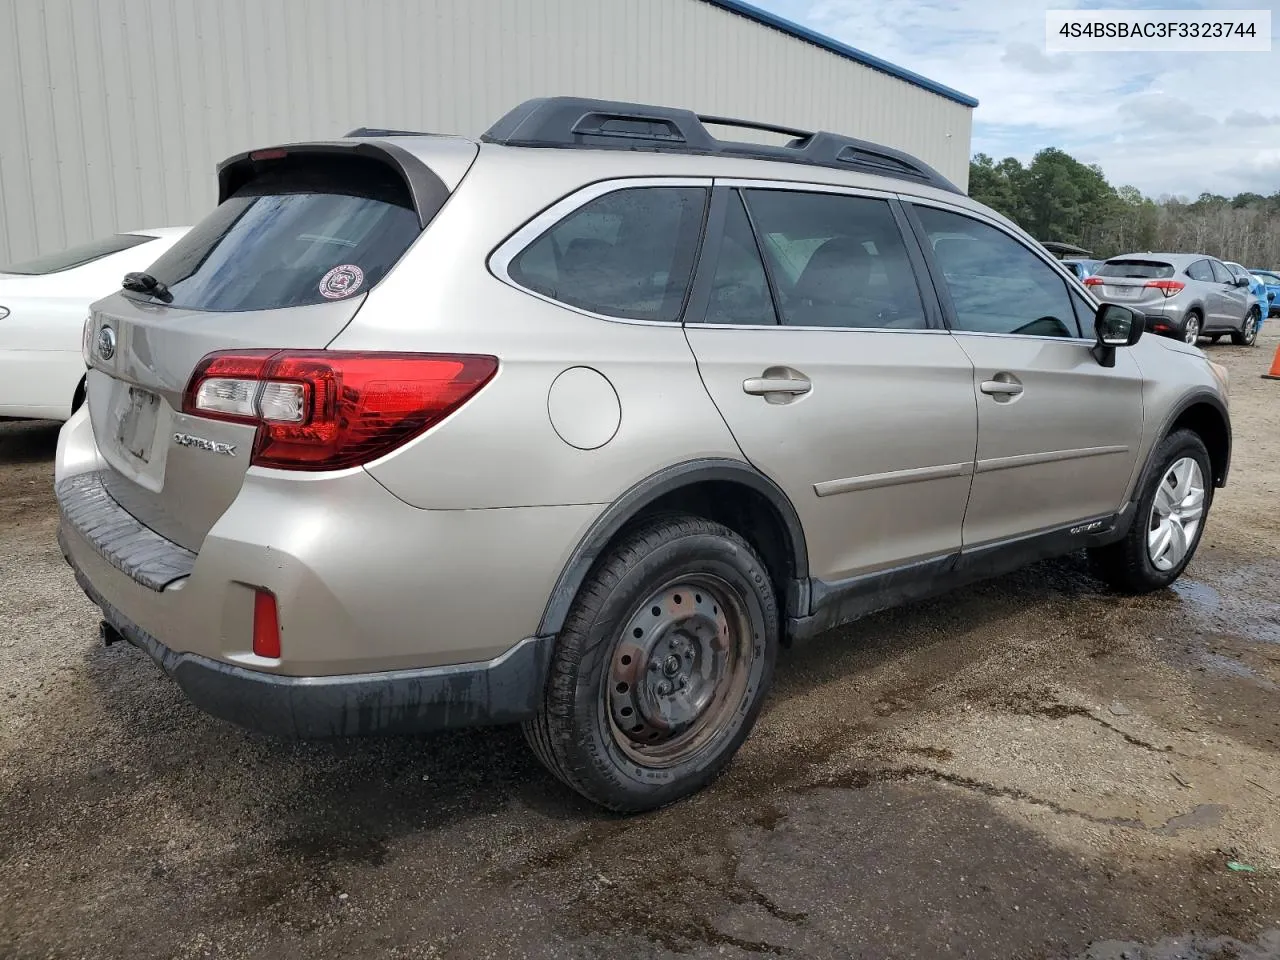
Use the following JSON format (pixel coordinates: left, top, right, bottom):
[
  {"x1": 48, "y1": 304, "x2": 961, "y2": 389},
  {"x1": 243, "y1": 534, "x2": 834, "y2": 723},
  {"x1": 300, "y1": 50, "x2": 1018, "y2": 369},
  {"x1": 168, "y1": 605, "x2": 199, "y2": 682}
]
[{"x1": 755, "y1": 0, "x2": 1280, "y2": 197}]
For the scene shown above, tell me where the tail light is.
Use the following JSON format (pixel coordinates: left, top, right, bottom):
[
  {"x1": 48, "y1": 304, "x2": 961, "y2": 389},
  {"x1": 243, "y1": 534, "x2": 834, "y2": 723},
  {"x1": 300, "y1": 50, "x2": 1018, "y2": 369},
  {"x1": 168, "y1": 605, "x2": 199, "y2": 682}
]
[
  {"x1": 183, "y1": 351, "x2": 499, "y2": 470},
  {"x1": 1145, "y1": 279, "x2": 1185, "y2": 298},
  {"x1": 1083, "y1": 276, "x2": 1104, "y2": 287}
]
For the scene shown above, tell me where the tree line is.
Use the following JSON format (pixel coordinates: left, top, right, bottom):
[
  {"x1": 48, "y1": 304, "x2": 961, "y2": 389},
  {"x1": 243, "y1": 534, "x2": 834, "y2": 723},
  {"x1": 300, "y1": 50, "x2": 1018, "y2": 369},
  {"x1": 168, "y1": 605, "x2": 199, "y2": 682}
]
[{"x1": 969, "y1": 148, "x2": 1280, "y2": 269}]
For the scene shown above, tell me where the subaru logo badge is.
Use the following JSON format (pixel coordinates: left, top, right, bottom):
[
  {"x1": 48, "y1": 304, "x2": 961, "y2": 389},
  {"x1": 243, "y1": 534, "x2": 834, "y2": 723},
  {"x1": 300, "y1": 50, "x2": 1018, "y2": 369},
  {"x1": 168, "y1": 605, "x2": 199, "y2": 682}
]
[{"x1": 96, "y1": 325, "x2": 116, "y2": 361}]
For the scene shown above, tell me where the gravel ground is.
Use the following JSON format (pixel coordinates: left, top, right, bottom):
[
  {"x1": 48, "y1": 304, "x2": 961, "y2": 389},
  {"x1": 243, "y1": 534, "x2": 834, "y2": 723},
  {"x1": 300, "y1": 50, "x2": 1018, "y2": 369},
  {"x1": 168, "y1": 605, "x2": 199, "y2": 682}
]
[{"x1": 2, "y1": 328, "x2": 1279, "y2": 959}]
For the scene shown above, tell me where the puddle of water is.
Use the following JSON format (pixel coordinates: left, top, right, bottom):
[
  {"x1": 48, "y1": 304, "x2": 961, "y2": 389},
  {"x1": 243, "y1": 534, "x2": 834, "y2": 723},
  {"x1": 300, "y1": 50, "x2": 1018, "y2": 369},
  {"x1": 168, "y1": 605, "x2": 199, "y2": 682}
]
[
  {"x1": 1171, "y1": 579, "x2": 1222, "y2": 612},
  {"x1": 1200, "y1": 652, "x2": 1280, "y2": 691},
  {"x1": 1171, "y1": 577, "x2": 1280, "y2": 645},
  {"x1": 1155, "y1": 803, "x2": 1226, "y2": 836}
]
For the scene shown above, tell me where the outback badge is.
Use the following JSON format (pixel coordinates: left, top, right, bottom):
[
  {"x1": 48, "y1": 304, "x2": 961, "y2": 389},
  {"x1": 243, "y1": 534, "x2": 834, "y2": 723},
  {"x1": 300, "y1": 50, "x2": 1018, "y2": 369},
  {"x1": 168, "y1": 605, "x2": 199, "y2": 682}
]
[{"x1": 173, "y1": 432, "x2": 237, "y2": 457}]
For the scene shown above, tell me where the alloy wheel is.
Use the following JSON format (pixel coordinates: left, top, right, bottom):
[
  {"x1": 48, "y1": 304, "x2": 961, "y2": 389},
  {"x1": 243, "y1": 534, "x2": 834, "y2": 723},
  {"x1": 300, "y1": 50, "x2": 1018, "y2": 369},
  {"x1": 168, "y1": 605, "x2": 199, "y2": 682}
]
[
  {"x1": 1147, "y1": 457, "x2": 1205, "y2": 571},
  {"x1": 1184, "y1": 317, "x2": 1200, "y2": 344},
  {"x1": 1243, "y1": 311, "x2": 1259, "y2": 345}
]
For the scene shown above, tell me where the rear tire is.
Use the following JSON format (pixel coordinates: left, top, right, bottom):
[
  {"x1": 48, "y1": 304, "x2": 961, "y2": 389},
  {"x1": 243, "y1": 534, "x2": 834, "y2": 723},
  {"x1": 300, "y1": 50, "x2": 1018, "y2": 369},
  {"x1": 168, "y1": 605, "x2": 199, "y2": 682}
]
[
  {"x1": 1231, "y1": 307, "x2": 1260, "y2": 346},
  {"x1": 1089, "y1": 430, "x2": 1212, "y2": 593},
  {"x1": 1181, "y1": 311, "x2": 1202, "y2": 344},
  {"x1": 524, "y1": 514, "x2": 778, "y2": 812}
]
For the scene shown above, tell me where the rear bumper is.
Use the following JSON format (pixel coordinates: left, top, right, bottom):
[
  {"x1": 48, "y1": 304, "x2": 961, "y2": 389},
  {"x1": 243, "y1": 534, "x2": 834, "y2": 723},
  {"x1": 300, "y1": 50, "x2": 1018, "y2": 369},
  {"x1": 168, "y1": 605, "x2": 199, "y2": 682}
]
[
  {"x1": 60, "y1": 527, "x2": 551, "y2": 738},
  {"x1": 51, "y1": 405, "x2": 597, "y2": 737},
  {"x1": 1138, "y1": 305, "x2": 1186, "y2": 338}
]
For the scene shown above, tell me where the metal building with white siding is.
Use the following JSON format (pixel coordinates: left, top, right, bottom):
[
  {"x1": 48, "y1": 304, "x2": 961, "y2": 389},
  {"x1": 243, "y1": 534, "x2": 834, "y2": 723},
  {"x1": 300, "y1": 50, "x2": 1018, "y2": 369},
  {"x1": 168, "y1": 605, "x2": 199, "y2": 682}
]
[{"x1": 0, "y1": 0, "x2": 976, "y2": 265}]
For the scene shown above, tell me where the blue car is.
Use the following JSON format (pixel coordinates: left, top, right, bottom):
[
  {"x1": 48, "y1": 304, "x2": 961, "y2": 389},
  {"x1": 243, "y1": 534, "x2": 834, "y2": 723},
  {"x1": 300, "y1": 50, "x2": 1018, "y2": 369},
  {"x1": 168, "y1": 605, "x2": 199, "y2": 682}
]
[
  {"x1": 1249, "y1": 268, "x2": 1280, "y2": 318},
  {"x1": 1062, "y1": 258, "x2": 1102, "y2": 281},
  {"x1": 1224, "y1": 262, "x2": 1268, "y2": 329}
]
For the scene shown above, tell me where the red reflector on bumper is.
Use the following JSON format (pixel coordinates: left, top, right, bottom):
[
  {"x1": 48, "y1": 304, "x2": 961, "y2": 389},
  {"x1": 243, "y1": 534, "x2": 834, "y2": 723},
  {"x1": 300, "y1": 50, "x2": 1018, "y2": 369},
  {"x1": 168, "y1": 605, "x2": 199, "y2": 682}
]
[{"x1": 253, "y1": 589, "x2": 281, "y2": 659}]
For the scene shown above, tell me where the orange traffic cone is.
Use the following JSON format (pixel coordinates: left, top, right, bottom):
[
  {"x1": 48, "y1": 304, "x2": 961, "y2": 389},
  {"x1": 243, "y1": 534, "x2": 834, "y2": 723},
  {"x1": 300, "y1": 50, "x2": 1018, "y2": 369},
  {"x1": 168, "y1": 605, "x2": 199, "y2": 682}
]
[{"x1": 1265, "y1": 343, "x2": 1280, "y2": 380}]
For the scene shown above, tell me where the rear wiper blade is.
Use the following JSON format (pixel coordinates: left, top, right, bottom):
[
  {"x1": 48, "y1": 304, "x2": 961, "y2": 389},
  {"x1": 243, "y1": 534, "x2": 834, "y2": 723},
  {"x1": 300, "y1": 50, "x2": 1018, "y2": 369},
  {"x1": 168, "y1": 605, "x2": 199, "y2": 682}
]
[{"x1": 122, "y1": 271, "x2": 173, "y2": 303}]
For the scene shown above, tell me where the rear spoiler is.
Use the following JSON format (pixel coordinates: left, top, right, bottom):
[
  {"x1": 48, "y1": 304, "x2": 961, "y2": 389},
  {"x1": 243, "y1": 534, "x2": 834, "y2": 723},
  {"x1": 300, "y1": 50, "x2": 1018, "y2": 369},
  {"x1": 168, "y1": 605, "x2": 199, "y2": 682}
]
[{"x1": 214, "y1": 141, "x2": 449, "y2": 229}]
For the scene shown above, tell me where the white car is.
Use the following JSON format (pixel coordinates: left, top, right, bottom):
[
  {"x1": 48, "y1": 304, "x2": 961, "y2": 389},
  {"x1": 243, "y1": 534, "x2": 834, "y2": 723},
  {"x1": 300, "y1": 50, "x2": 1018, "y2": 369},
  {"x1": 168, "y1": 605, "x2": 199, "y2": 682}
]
[{"x1": 0, "y1": 228, "x2": 189, "y2": 421}]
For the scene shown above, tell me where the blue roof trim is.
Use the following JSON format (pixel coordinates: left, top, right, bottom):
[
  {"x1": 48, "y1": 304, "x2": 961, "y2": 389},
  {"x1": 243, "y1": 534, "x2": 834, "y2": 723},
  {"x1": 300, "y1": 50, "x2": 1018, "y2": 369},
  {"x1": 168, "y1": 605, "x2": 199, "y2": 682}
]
[{"x1": 698, "y1": 0, "x2": 980, "y2": 109}]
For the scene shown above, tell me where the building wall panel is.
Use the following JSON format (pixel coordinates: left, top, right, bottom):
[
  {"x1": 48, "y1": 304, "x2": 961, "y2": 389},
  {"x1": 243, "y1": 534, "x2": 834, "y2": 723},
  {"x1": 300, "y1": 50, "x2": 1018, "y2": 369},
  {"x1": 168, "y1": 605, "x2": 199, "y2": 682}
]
[{"x1": 0, "y1": 0, "x2": 973, "y2": 265}]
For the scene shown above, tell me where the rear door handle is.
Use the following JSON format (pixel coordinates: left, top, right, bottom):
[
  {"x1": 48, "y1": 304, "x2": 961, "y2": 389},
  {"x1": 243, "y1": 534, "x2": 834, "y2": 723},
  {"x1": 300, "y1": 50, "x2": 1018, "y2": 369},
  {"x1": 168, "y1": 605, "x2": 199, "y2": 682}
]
[
  {"x1": 980, "y1": 380, "x2": 1023, "y2": 396},
  {"x1": 743, "y1": 377, "x2": 811, "y2": 396}
]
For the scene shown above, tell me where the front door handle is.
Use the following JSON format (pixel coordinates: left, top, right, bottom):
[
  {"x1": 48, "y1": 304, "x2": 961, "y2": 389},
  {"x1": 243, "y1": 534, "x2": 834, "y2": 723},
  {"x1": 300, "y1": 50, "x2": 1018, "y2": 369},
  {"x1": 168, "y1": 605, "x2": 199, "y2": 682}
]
[
  {"x1": 980, "y1": 380, "x2": 1024, "y2": 397},
  {"x1": 743, "y1": 377, "x2": 811, "y2": 396}
]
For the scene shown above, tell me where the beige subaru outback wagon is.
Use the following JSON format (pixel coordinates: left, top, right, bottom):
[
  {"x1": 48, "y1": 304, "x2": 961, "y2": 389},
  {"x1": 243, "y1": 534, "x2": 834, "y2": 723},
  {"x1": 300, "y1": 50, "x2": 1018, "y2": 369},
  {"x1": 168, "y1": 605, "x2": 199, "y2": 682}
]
[{"x1": 56, "y1": 97, "x2": 1231, "y2": 812}]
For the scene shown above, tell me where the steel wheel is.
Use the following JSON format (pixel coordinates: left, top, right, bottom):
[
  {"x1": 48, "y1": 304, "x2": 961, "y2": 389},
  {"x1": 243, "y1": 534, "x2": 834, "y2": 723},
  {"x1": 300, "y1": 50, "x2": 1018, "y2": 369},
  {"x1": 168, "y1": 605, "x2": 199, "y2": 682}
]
[
  {"x1": 606, "y1": 576, "x2": 753, "y2": 768},
  {"x1": 1147, "y1": 456, "x2": 1205, "y2": 571},
  {"x1": 1183, "y1": 315, "x2": 1201, "y2": 344}
]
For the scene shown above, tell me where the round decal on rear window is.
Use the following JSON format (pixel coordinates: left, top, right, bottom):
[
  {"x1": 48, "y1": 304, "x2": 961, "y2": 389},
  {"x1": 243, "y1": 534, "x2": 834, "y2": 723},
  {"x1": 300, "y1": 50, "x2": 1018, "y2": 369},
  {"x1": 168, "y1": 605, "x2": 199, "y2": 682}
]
[{"x1": 319, "y1": 264, "x2": 365, "y2": 300}]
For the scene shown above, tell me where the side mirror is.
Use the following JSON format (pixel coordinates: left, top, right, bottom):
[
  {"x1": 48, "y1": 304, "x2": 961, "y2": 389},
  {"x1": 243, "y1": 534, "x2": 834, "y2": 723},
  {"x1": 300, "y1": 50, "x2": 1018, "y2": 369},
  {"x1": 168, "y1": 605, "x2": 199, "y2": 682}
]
[
  {"x1": 1269, "y1": 292, "x2": 1276, "y2": 302},
  {"x1": 1235, "y1": 276, "x2": 1251, "y2": 288},
  {"x1": 1092, "y1": 303, "x2": 1143, "y2": 367}
]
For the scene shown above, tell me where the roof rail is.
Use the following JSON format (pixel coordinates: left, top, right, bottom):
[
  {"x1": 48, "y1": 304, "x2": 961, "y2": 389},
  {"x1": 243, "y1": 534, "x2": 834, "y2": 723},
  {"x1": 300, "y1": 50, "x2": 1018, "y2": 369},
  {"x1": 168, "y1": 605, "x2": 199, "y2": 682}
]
[{"x1": 481, "y1": 97, "x2": 961, "y2": 194}]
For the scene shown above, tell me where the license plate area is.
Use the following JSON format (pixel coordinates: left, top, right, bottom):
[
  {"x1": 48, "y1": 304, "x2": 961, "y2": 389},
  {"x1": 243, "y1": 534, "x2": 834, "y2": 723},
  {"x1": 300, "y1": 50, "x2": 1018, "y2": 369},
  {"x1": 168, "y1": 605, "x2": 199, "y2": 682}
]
[{"x1": 115, "y1": 387, "x2": 162, "y2": 464}]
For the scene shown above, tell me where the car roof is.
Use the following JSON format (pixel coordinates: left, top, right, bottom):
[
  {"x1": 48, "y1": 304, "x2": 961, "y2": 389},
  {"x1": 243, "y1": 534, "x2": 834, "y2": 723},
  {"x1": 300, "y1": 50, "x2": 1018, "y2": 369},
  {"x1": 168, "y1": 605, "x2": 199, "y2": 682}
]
[
  {"x1": 125, "y1": 226, "x2": 192, "y2": 240},
  {"x1": 1108, "y1": 252, "x2": 1211, "y2": 266}
]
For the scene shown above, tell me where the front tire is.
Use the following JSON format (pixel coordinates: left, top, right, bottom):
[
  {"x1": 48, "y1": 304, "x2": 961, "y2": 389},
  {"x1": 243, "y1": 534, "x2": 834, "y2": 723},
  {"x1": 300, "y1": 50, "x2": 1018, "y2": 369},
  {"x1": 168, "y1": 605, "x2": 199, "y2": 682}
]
[
  {"x1": 1231, "y1": 307, "x2": 1260, "y2": 346},
  {"x1": 1089, "y1": 430, "x2": 1212, "y2": 593},
  {"x1": 524, "y1": 515, "x2": 778, "y2": 812}
]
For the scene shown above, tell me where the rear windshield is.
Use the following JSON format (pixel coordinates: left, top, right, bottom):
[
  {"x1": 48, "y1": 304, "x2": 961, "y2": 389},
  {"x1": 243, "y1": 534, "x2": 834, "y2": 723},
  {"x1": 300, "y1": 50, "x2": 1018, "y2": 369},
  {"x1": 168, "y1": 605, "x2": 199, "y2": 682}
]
[
  {"x1": 1095, "y1": 259, "x2": 1174, "y2": 280},
  {"x1": 129, "y1": 155, "x2": 421, "y2": 312},
  {"x1": 2, "y1": 233, "x2": 153, "y2": 275}
]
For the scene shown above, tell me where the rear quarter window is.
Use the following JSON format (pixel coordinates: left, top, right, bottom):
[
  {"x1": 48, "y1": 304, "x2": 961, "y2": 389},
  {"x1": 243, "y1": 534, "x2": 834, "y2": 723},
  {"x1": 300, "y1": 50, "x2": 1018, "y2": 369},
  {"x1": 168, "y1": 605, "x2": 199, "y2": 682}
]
[
  {"x1": 2, "y1": 233, "x2": 153, "y2": 275},
  {"x1": 129, "y1": 154, "x2": 422, "y2": 312},
  {"x1": 507, "y1": 186, "x2": 708, "y2": 322}
]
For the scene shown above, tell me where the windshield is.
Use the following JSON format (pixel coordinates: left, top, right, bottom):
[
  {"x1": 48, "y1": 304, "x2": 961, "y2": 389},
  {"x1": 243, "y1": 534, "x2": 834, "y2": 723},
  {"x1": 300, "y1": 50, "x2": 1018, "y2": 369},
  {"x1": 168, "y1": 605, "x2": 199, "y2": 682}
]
[
  {"x1": 1252, "y1": 271, "x2": 1280, "y2": 284},
  {"x1": 1095, "y1": 259, "x2": 1174, "y2": 280},
  {"x1": 2, "y1": 234, "x2": 154, "y2": 275},
  {"x1": 128, "y1": 155, "x2": 421, "y2": 312}
]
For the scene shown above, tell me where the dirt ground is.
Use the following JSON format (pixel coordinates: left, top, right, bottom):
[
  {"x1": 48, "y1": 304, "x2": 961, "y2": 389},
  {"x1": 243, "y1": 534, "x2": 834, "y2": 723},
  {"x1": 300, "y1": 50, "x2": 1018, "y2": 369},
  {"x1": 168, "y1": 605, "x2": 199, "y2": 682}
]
[{"x1": 2, "y1": 329, "x2": 1279, "y2": 960}]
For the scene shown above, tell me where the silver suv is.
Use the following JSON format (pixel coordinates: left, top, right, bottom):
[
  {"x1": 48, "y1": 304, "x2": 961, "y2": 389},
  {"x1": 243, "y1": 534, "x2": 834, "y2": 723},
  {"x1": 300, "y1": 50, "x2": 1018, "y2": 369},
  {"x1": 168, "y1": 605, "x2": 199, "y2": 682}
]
[
  {"x1": 56, "y1": 98, "x2": 1232, "y2": 812},
  {"x1": 1086, "y1": 252, "x2": 1262, "y2": 346}
]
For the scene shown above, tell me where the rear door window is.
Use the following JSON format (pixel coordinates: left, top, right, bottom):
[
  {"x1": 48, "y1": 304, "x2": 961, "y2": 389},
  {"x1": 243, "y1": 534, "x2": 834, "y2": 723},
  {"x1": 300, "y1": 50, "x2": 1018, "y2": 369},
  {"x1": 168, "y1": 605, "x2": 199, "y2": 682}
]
[
  {"x1": 2, "y1": 234, "x2": 154, "y2": 275},
  {"x1": 128, "y1": 155, "x2": 422, "y2": 312},
  {"x1": 508, "y1": 186, "x2": 707, "y2": 323},
  {"x1": 701, "y1": 191, "x2": 777, "y2": 326}
]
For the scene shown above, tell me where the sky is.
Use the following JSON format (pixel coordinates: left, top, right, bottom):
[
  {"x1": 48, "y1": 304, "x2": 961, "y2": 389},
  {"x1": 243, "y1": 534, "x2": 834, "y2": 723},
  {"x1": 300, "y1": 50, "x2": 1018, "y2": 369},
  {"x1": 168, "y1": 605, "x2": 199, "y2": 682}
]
[{"x1": 753, "y1": 0, "x2": 1280, "y2": 199}]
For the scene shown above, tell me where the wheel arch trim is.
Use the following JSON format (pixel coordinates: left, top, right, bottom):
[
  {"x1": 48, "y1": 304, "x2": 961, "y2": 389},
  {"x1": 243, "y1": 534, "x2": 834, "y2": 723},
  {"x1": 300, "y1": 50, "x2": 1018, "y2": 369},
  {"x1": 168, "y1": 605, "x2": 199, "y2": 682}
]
[
  {"x1": 537, "y1": 458, "x2": 810, "y2": 636},
  {"x1": 1134, "y1": 390, "x2": 1231, "y2": 497}
]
